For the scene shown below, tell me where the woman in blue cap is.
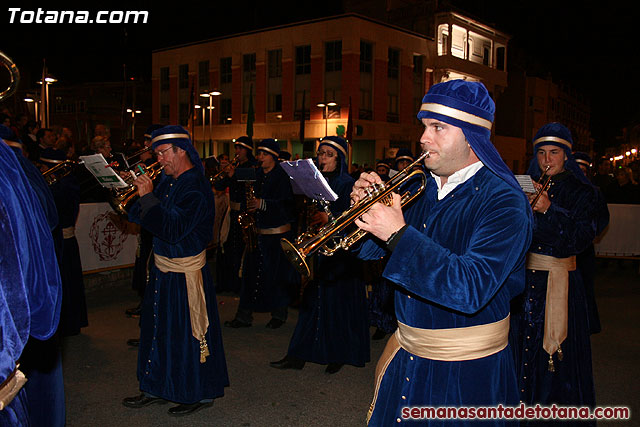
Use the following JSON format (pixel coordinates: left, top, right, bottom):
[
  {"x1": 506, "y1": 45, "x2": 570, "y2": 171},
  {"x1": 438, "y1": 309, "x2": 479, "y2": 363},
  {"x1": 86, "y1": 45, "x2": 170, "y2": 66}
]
[{"x1": 271, "y1": 136, "x2": 370, "y2": 374}]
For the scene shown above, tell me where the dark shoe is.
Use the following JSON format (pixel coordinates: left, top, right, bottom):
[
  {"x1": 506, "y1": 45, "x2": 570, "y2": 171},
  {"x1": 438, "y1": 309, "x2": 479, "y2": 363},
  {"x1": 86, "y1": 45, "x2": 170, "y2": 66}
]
[
  {"x1": 168, "y1": 401, "x2": 212, "y2": 416},
  {"x1": 325, "y1": 363, "x2": 343, "y2": 374},
  {"x1": 125, "y1": 304, "x2": 141, "y2": 318},
  {"x1": 127, "y1": 338, "x2": 140, "y2": 347},
  {"x1": 224, "y1": 318, "x2": 252, "y2": 328},
  {"x1": 372, "y1": 328, "x2": 387, "y2": 341},
  {"x1": 122, "y1": 393, "x2": 165, "y2": 408},
  {"x1": 269, "y1": 356, "x2": 305, "y2": 370},
  {"x1": 265, "y1": 318, "x2": 285, "y2": 329}
]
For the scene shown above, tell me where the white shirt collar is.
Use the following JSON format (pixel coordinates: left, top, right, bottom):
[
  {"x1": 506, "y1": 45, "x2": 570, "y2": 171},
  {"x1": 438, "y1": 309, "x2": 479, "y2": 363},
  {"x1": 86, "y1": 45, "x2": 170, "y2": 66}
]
[{"x1": 430, "y1": 161, "x2": 484, "y2": 200}]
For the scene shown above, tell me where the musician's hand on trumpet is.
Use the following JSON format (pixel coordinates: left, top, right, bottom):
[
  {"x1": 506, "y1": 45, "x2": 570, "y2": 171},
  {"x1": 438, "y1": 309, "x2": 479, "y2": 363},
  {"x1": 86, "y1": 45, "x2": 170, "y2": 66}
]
[
  {"x1": 350, "y1": 171, "x2": 383, "y2": 205},
  {"x1": 528, "y1": 182, "x2": 551, "y2": 213},
  {"x1": 133, "y1": 173, "x2": 154, "y2": 197},
  {"x1": 354, "y1": 192, "x2": 406, "y2": 242},
  {"x1": 247, "y1": 197, "x2": 261, "y2": 212}
]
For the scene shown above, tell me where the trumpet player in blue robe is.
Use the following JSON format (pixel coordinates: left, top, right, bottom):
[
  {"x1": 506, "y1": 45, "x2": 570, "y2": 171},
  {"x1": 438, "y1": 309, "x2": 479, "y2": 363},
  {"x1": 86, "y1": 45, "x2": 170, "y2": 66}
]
[
  {"x1": 352, "y1": 80, "x2": 532, "y2": 426},
  {"x1": 511, "y1": 123, "x2": 598, "y2": 424},
  {"x1": 123, "y1": 126, "x2": 229, "y2": 416}
]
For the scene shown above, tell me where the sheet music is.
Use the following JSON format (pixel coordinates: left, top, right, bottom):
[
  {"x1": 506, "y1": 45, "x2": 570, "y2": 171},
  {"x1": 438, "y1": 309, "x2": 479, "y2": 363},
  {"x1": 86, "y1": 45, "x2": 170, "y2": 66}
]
[
  {"x1": 79, "y1": 154, "x2": 129, "y2": 189},
  {"x1": 514, "y1": 175, "x2": 536, "y2": 193},
  {"x1": 280, "y1": 159, "x2": 338, "y2": 202}
]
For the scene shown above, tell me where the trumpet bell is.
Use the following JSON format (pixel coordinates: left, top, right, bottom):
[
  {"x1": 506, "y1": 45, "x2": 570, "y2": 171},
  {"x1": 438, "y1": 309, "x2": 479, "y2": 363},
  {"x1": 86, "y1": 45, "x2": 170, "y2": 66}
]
[{"x1": 280, "y1": 238, "x2": 311, "y2": 276}]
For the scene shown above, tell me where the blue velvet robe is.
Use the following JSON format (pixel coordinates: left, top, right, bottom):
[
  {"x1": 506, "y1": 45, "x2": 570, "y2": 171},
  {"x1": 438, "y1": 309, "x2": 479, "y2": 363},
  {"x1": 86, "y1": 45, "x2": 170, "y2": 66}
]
[
  {"x1": 128, "y1": 167, "x2": 229, "y2": 404},
  {"x1": 358, "y1": 166, "x2": 531, "y2": 426},
  {"x1": 287, "y1": 171, "x2": 370, "y2": 366},
  {"x1": 9, "y1": 146, "x2": 67, "y2": 427},
  {"x1": 0, "y1": 143, "x2": 61, "y2": 426},
  {"x1": 510, "y1": 171, "x2": 597, "y2": 422},
  {"x1": 51, "y1": 174, "x2": 88, "y2": 337},
  {"x1": 238, "y1": 164, "x2": 297, "y2": 314}
]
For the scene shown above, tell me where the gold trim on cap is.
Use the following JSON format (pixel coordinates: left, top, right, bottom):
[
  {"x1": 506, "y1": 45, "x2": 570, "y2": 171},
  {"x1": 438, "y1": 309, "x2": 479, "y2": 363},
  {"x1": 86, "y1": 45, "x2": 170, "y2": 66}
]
[
  {"x1": 235, "y1": 141, "x2": 253, "y2": 151},
  {"x1": 420, "y1": 103, "x2": 493, "y2": 130},
  {"x1": 257, "y1": 146, "x2": 279, "y2": 157},
  {"x1": 575, "y1": 158, "x2": 591, "y2": 167},
  {"x1": 319, "y1": 139, "x2": 347, "y2": 157},
  {"x1": 533, "y1": 136, "x2": 572, "y2": 149},
  {"x1": 151, "y1": 133, "x2": 190, "y2": 144},
  {"x1": 395, "y1": 155, "x2": 413, "y2": 163}
]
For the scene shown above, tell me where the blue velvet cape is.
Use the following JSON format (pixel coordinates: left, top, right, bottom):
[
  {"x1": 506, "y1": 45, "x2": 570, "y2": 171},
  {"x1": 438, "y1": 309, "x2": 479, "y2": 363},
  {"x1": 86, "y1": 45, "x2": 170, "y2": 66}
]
[
  {"x1": 510, "y1": 170, "x2": 598, "y2": 421},
  {"x1": 0, "y1": 143, "x2": 61, "y2": 424},
  {"x1": 358, "y1": 166, "x2": 532, "y2": 426},
  {"x1": 287, "y1": 171, "x2": 370, "y2": 366},
  {"x1": 128, "y1": 167, "x2": 229, "y2": 403},
  {"x1": 238, "y1": 164, "x2": 297, "y2": 313}
]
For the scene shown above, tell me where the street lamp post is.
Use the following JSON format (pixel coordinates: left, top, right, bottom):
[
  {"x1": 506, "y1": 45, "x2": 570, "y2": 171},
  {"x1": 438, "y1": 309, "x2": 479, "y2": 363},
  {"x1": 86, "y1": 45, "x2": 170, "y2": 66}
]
[
  {"x1": 200, "y1": 90, "x2": 221, "y2": 157},
  {"x1": 126, "y1": 108, "x2": 142, "y2": 140},
  {"x1": 37, "y1": 75, "x2": 57, "y2": 128},
  {"x1": 316, "y1": 101, "x2": 337, "y2": 137},
  {"x1": 24, "y1": 95, "x2": 40, "y2": 122}
]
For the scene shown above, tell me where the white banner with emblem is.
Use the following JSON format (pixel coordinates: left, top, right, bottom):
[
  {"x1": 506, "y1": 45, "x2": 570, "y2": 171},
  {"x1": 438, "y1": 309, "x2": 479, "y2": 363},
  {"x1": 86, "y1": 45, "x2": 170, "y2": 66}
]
[{"x1": 75, "y1": 202, "x2": 139, "y2": 273}]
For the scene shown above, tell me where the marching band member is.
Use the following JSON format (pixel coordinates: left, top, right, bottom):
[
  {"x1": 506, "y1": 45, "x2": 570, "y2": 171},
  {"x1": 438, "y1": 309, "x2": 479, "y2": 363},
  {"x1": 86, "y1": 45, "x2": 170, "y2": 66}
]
[
  {"x1": 225, "y1": 138, "x2": 297, "y2": 329},
  {"x1": 352, "y1": 80, "x2": 532, "y2": 426},
  {"x1": 123, "y1": 126, "x2": 229, "y2": 416},
  {"x1": 511, "y1": 123, "x2": 599, "y2": 419},
  {"x1": 271, "y1": 136, "x2": 369, "y2": 374}
]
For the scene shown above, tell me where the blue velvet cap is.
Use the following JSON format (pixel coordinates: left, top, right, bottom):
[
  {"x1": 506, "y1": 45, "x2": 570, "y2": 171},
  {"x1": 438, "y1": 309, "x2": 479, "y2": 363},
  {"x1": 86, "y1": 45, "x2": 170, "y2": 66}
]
[
  {"x1": 526, "y1": 122, "x2": 589, "y2": 185},
  {"x1": 573, "y1": 152, "x2": 592, "y2": 168},
  {"x1": 394, "y1": 148, "x2": 414, "y2": 168},
  {"x1": 417, "y1": 79, "x2": 521, "y2": 193},
  {"x1": 318, "y1": 136, "x2": 348, "y2": 174},
  {"x1": 257, "y1": 138, "x2": 280, "y2": 160},
  {"x1": 144, "y1": 124, "x2": 164, "y2": 139},
  {"x1": 376, "y1": 159, "x2": 391, "y2": 170},
  {"x1": 150, "y1": 125, "x2": 204, "y2": 175},
  {"x1": 234, "y1": 136, "x2": 253, "y2": 151},
  {"x1": 40, "y1": 147, "x2": 67, "y2": 167}
]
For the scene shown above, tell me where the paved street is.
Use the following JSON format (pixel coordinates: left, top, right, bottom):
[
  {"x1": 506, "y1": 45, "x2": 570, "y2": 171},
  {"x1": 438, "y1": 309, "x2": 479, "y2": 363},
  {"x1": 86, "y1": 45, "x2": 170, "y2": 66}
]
[{"x1": 62, "y1": 261, "x2": 639, "y2": 426}]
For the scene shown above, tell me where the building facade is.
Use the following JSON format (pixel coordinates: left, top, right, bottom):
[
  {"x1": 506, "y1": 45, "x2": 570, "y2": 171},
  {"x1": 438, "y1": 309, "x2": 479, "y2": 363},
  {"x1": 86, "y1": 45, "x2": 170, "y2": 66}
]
[{"x1": 152, "y1": 13, "x2": 511, "y2": 167}]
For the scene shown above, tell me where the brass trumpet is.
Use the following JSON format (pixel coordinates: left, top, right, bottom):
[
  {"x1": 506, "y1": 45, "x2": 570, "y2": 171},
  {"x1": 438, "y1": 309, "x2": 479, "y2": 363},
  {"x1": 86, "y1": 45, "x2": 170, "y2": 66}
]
[
  {"x1": 209, "y1": 155, "x2": 239, "y2": 184},
  {"x1": 530, "y1": 165, "x2": 552, "y2": 208},
  {"x1": 109, "y1": 161, "x2": 165, "y2": 215},
  {"x1": 281, "y1": 151, "x2": 429, "y2": 276},
  {"x1": 42, "y1": 160, "x2": 82, "y2": 186}
]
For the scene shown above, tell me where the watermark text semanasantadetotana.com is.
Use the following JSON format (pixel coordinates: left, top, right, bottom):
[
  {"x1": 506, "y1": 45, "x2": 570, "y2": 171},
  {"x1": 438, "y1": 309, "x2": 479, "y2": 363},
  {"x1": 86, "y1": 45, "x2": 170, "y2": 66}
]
[
  {"x1": 7, "y1": 8, "x2": 148, "y2": 24},
  {"x1": 400, "y1": 403, "x2": 630, "y2": 421}
]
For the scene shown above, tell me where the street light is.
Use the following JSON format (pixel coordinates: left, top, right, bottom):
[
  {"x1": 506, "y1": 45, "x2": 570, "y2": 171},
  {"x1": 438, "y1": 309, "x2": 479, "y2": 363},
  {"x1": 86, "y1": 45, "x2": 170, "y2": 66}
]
[
  {"x1": 126, "y1": 108, "x2": 142, "y2": 140},
  {"x1": 316, "y1": 101, "x2": 337, "y2": 137},
  {"x1": 194, "y1": 105, "x2": 205, "y2": 152},
  {"x1": 24, "y1": 95, "x2": 40, "y2": 123},
  {"x1": 200, "y1": 90, "x2": 221, "y2": 156},
  {"x1": 37, "y1": 75, "x2": 57, "y2": 127}
]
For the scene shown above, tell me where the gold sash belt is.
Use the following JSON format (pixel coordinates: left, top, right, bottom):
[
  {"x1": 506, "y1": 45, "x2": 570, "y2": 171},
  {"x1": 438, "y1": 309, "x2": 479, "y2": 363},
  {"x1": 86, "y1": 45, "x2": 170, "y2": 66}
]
[
  {"x1": 62, "y1": 226, "x2": 75, "y2": 239},
  {"x1": 367, "y1": 316, "x2": 510, "y2": 424},
  {"x1": 229, "y1": 201, "x2": 241, "y2": 211},
  {"x1": 154, "y1": 250, "x2": 210, "y2": 363},
  {"x1": 526, "y1": 253, "x2": 576, "y2": 359},
  {"x1": 395, "y1": 315, "x2": 510, "y2": 361},
  {"x1": 257, "y1": 223, "x2": 291, "y2": 235},
  {"x1": 0, "y1": 365, "x2": 27, "y2": 411}
]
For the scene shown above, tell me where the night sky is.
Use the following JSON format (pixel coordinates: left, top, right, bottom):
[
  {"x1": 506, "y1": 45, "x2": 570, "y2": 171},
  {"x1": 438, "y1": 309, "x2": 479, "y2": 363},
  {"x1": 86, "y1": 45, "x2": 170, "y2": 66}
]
[{"x1": 4, "y1": 0, "x2": 638, "y2": 149}]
